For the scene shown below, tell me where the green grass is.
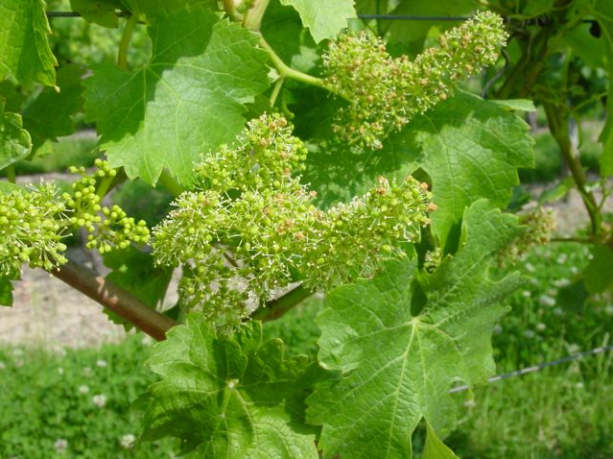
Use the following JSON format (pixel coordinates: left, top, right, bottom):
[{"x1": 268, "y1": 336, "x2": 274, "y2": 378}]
[
  {"x1": 0, "y1": 336, "x2": 177, "y2": 458},
  {"x1": 1, "y1": 240, "x2": 612, "y2": 458},
  {"x1": 445, "y1": 349, "x2": 613, "y2": 459}
]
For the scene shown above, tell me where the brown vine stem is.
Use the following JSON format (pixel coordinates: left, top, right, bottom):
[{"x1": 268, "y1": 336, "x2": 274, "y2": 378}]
[
  {"x1": 251, "y1": 284, "x2": 314, "y2": 322},
  {"x1": 52, "y1": 259, "x2": 176, "y2": 341}
]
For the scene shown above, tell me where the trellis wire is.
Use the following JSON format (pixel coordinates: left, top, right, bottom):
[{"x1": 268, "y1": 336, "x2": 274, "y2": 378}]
[
  {"x1": 45, "y1": 11, "x2": 598, "y2": 24},
  {"x1": 450, "y1": 344, "x2": 613, "y2": 394}
]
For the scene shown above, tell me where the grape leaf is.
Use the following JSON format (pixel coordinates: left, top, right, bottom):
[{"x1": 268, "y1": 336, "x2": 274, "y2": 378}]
[
  {"x1": 491, "y1": 99, "x2": 537, "y2": 112},
  {"x1": 0, "y1": 101, "x2": 32, "y2": 170},
  {"x1": 564, "y1": 25, "x2": 607, "y2": 70},
  {"x1": 0, "y1": 80, "x2": 25, "y2": 113},
  {"x1": 307, "y1": 200, "x2": 521, "y2": 459},
  {"x1": 355, "y1": 0, "x2": 391, "y2": 13},
  {"x1": 304, "y1": 92, "x2": 534, "y2": 248},
  {"x1": 84, "y1": 4, "x2": 270, "y2": 185},
  {"x1": 22, "y1": 64, "x2": 86, "y2": 153},
  {"x1": 592, "y1": 0, "x2": 613, "y2": 176},
  {"x1": 102, "y1": 247, "x2": 173, "y2": 327},
  {"x1": 0, "y1": 276, "x2": 13, "y2": 307},
  {"x1": 141, "y1": 315, "x2": 320, "y2": 458},
  {"x1": 69, "y1": 0, "x2": 124, "y2": 28},
  {"x1": 0, "y1": 0, "x2": 57, "y2": 87},
  {"x1": 583, "y1": 244, "x2": 613, "y2": 293},
  {"x1": 423, "y1": 421, "x2": 460, "y2": 459},
  {"x1": 279, "y1": 0, "x2": 356, "y2": 43}
]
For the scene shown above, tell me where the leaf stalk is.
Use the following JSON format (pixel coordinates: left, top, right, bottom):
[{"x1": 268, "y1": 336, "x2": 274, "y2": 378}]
[
  {"x1": 117, "y1": 14, "x2": 138, "y2": 70},
  {"x1": 258, "y1": 37, "x2": 326, "y2": 89}
]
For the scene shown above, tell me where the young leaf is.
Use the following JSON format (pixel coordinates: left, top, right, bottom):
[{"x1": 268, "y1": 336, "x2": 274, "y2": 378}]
[
  {"x1": 141, "y1": 315, "x2": 320, "y2": 458},
  {"x1": 0, "y1": 101, "x2": 32, "y2": 170},
  {"x1": 423, "y1": 421, "x2": 460, "y2": 459},
  {"x1": 0, "y1": 0, "x2": 57, "y2": 87},
  {"x1": 308, "y1": 200, "x2": 522, "y2": 459},
  {"x1": 279, "y1": 0, "x2": 356, "y2": 43},
  {"x1": 84, "y1": 4, "x2": 270, "y2": 185},
  {"x1": 305, "y1": 91, "x2": 534, "y2": 248},
  {"x1": 583, "y1": 245, "x2": 613, "y2": 294},
  {"x1": 22, "y1": 64, "x2": 86, "y2": 153}
]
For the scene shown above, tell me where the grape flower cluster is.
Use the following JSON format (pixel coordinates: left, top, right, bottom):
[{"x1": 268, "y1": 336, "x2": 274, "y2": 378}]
[
  {"x1": 0, "y1": 160, "x2": 149, "y2": 280},
  {"x1": 152, "y1": 114, "x2": 434, "y2": 330},
  {"x1": 0, "y1": 183, "x2": 68, "y2": 278},
  {"x1": 63, "y1": 159, "x2": 150, "y2": 254},
  {"x1": 323, "y1": 11, "x2": 508, "y2": 150},
  {"x1": 498, "y1": 208, "x2": 556, "y2": 265}
]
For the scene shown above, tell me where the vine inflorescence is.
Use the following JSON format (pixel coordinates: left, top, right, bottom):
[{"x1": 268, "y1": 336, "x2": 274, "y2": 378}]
[
  {"x1": 152, "y1": 114, "x2": 433, "y2": 330},
  {"x1": 323, "y1": 11, "x2": 508, "y2": 149},
  {"x1": 498, "y1": 208, "x2": 556, "y2": 265},
  {"x1": 64, "y1": 159, "x2": 150, "y2": 254},
  {"x1": 0, "y1": 161, "x2": 149, "y2": 280}
]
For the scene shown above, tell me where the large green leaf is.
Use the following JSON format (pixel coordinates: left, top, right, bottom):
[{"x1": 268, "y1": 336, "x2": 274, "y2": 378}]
[
  {"x1": 308, "y1": 200, "x2": 521, "y2": 459},
  {"x1": 0, "y1": 0, "x2": 57, "y2": 87},
  {"x1": 305, "y1": 92, "x2": 534, "y2": 247},
  {"x1": 22, "y1": 64, "x2": 86, "y2": 153},
  {"x1": 592, "y1": 0, "x2": 613, "y2": 176},
  {"x1": 84, "y1": 4, "x2": 270, "y2": 185},
  {"x1": 141, "y1": 315, "x2": 320, "y2": 458},
  {"x1": 279, "y1": 0, "x2": 356, "y2": 43},
  {"x1": 0, "y1": 101, "x2": 32, "y2": 170}
]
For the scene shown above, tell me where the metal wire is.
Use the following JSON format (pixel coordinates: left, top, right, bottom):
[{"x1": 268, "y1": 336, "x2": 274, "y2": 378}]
[
  {"x1": 45, "y1": 11, "x2": 598, "y2": 25},
  {"x1": 46, "y1": 11, "x2": 81, "y2": 17},
  {"x1": 358, "y1": 15, "x2": 469, "y2": 21},
  {"x1": 450, "y1": 344, "x2": 613, "y2": 394}
]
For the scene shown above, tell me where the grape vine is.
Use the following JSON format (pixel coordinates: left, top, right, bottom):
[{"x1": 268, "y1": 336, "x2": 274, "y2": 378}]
[{"x1": 1, "y1": 0, "x2": 612, "y2": 457}]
